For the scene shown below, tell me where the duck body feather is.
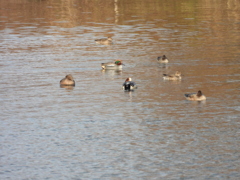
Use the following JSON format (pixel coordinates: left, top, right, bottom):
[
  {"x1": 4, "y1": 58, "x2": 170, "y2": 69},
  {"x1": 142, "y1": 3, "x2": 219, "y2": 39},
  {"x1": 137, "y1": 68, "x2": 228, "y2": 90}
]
[
  {"x1": 101, "y1": 63, "x2": 123, "y2": 70},
  {"x1": 95, "y1": 37, "x2": 112, "y2": 45}
]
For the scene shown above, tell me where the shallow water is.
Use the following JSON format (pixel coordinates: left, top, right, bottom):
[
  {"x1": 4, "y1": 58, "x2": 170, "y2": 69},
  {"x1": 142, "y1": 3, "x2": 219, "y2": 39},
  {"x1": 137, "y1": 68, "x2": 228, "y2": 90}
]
[{"x1": 0, "y1": 0, "x2": 240, "y2": 179}]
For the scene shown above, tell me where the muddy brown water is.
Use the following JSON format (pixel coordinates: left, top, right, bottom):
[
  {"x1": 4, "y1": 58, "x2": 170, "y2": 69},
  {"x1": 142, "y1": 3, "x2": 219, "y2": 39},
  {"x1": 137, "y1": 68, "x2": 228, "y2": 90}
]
[{"x1": 0, "y1": 0, "x2": 239, "y2": 179}]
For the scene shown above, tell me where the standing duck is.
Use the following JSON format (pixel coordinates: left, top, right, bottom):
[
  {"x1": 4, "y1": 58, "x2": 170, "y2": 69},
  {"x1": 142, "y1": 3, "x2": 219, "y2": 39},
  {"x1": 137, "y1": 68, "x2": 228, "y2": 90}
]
[
  {"x1": 60, "y1": 74, "x2": 75, "y2": 86},
  {"x1": 184, "y1": 90, "x2": 206, "y2": 101},
  {"x1": 157, "y1": 55, "x2": 169, "y2": 63},
  {"x1": 122, "y1": 77, "x2": 137, "y2": 91},
  {"x1": 95, "y1": 37, "x2": 113, "y2": 45},
  {"x1": 101, "y1": 60, "x2": 123, "y2": 70},
  {"x1": 163, "y1": 71, "x2": 181, "y2": 80}
]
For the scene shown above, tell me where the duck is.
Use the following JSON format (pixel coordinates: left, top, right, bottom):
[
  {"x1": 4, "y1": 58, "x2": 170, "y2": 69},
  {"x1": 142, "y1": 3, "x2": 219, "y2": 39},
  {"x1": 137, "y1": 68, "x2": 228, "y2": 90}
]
[
  {"x1": 184, "y1": 90, "x2": 206, "y2": 101},
  {"x1": 163, "y1": 71, "x2": 181, "y2": 80},
  {"x1": 60, "y1": 74, "x2": 75, "y2": 86},
  {"x1": 157, "y1": 55, "x2": 168, "y2": 63},
  {"x1": 95, "y1": 37, "x2": 113, "y2": 45},
  {"x1": 122, "y1": 77, "x2": 137, "y2": 91},
  {"x1": 101, "y1": 60, "x2": 123, "y2": 70}
]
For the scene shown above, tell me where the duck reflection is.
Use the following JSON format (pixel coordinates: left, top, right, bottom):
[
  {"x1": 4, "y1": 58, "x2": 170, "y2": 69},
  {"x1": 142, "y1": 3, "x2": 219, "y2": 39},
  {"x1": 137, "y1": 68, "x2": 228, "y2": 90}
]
[
  {"x1": 124, "y1": 90, "x2": 133, "y2": 102},
  {"x1": 185, "y1": 99, "x2": 207, "y2": 113},
  {"x1": 158, "y1": 63, "x2": 168, "y2": 69},
  {"x1": 163, "y1": 79, "x2": 181, "y2": 85},
  {"x1": 114, "y1": 0, "x2": 119, "y2": 23}
]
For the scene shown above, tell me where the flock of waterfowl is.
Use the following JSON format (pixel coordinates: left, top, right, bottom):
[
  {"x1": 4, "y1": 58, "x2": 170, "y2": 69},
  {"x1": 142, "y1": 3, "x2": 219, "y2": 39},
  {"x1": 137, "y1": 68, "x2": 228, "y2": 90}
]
[{"x1": 60, "y1": 37, "x2": 206, "y2": 101}]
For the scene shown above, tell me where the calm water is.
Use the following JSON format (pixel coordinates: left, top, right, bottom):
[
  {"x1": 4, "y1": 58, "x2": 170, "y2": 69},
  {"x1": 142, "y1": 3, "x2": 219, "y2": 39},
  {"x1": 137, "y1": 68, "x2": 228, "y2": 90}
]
[{"x1": 0, "y1": 0, "x2": 240, "y2": 179}]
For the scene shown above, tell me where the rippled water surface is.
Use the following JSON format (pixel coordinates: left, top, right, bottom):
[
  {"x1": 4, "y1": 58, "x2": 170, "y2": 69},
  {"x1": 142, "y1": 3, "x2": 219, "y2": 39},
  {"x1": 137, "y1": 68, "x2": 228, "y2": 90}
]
[{"x1": 0, "y1": 0, "x2": 240, "y2": 179}]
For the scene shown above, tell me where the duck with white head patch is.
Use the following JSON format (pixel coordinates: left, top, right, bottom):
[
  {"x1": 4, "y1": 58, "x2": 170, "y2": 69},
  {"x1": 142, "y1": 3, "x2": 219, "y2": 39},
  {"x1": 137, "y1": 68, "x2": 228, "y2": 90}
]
[{"x1": 122, "y1": 77, "x2": 137, "y2": 91}]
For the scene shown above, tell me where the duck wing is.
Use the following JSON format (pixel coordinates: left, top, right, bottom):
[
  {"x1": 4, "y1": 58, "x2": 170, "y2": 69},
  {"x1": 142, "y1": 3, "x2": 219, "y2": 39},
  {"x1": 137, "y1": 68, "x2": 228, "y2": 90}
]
[
  {"x1": 184, "y1": 93, "x2": 195, "y2": 98},
  {"x1": 105, "y1": 63, "x2": 115, "y2": 67},
  {"x1": 163, "y1": 74, "x2": 174, "y2": 77}
]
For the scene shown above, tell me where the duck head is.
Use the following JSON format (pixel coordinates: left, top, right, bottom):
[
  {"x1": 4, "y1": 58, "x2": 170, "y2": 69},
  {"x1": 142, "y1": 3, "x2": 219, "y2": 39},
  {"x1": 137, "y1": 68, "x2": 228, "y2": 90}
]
[
  {"x1": 175, "y1": 71, "x2": 181, "y2": 76},
  {"x1": 125, "y1": 77, "x2": 132, "y2": 82},
  {"x1": 66, "y1": 74, "x2": 74, "y2": 81},
  {"x1": 197, "y1": 90, "x2": 203, "y2": 97},
  {"x1": 162, "y1": 55, "x2": 167, "y2": 60},
  {"x1": 115, "y1": 60, "x2": 123, "y2": 65}
]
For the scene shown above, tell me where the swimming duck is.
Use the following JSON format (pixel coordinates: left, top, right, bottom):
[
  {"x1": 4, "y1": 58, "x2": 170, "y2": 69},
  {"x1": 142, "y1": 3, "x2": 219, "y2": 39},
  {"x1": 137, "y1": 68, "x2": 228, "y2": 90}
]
[
  {"x1": 95, "y1": 37, "x2": 113, "y2": 45},
  {"x1": 184, "y1": 90, "x2": 206, "y2": 101},
  {"x1": 101, "y1": 60, "x2": 123, "y2": 70},
  {"x1": 163, "y1": 71, "x2": 181, "y2": 80},
  {"x1": 122, "y1": 77, "x2": 137, "y2": 91},
  {"x1": 60, "y1": 74, "x2": 75, "y2": 86},
  {"x1": 157, "y1": 55, "x2": 168, "y2": 63}
]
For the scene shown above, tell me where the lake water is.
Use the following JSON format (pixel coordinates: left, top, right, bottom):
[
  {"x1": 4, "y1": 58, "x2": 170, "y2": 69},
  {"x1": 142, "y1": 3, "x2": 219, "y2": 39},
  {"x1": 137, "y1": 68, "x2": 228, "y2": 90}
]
[{"x1": 0, "y1": 0, "x2": 240, "y2": 179}]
